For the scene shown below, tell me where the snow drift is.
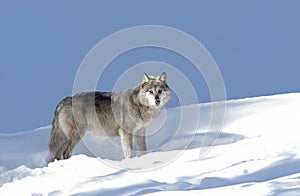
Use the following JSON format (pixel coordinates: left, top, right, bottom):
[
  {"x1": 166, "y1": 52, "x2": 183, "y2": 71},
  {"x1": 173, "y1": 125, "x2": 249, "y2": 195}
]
[{"x1": 1, "y1": 93, "x2": 300, "y2": 195}]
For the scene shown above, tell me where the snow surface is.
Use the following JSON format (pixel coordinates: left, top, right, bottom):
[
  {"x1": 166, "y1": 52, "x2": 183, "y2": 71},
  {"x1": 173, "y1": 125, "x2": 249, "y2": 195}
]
[{"x1": 1, "y1": 93, "x2": 300, "y2": 195}]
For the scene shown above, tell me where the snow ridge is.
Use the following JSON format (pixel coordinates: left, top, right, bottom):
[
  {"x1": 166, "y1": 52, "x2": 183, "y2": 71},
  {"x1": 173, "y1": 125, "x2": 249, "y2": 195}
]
[{"x1": 1, "y1": 93, "x2": 300, "y2": 195}]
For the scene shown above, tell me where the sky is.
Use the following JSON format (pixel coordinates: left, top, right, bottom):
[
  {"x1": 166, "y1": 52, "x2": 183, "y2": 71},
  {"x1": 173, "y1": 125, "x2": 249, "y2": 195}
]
[{"x1": 1, "y1": 0, "x2": 300, "y2": 133}]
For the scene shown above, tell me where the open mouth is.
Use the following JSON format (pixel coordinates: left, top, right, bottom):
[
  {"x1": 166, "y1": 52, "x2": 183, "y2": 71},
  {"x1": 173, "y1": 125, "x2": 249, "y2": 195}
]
[{"x1": 155, "y1": 100, "x2": 160, "y2": 106}]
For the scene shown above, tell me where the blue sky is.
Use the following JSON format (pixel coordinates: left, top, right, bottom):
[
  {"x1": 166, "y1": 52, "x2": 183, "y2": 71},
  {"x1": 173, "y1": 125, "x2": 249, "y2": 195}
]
[{"x1": 1, "y1": 0, "x2": 300, "y2": 133}]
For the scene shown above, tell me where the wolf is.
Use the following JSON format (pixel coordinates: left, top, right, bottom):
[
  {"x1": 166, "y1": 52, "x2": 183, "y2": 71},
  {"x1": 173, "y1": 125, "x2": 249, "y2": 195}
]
[{"x1": 48, "y1": 72, "x2": 170, "y2": 161}]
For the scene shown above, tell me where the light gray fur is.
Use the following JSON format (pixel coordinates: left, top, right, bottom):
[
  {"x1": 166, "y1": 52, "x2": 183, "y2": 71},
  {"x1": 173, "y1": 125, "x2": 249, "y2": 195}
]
[{"x1": 48, "y1": 73, "x2": 170, "y2": 161}]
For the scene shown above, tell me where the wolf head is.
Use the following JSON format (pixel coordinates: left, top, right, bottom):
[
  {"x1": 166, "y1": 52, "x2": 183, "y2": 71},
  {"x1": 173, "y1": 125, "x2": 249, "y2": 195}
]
[{"x1": 138, "y1": 72, "x2": 171, "y2": 108}]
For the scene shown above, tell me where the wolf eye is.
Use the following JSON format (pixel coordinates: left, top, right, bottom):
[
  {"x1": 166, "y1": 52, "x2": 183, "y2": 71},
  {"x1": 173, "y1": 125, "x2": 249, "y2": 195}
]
[
  {"x1": 158, "y1": 89, "x2": 162, "y2": 94},
  {"x1": 149, "y1": 90, "x2": 154, "y2": 94}
]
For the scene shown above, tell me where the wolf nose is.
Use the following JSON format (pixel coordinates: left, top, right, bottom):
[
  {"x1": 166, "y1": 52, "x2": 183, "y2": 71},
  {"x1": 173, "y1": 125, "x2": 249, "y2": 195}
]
[
  {"x1": 155, "y1": 96, "x2": 160, "y2": 102},
  {"x1": 155, "y1": 97, "x2": 160, "y2": 105}
]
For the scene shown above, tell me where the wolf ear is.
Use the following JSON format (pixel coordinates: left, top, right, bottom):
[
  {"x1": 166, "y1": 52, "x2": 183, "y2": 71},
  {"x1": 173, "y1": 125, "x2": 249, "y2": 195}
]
[
  {"x1": 142, "y1": 73, "x2": 150, "y2": 83},
  {"x1": 159, "y1": 72, "x2": 167, "y2": 82}
]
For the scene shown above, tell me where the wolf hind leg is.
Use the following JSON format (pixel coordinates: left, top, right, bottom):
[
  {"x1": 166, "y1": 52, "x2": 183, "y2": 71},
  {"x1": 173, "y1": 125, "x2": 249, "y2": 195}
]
[
  {"x1": 62, "y1": 131, "x2": 81, "y2": 159},
  {"x1": 119, "y1": 128, "x2": 133, "y2": 159}
]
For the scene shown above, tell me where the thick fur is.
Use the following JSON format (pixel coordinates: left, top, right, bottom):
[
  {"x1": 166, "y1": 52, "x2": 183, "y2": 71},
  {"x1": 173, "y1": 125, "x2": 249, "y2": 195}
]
[{"x1": 48, "y1": 73, "x2": 170, "y2": 161}]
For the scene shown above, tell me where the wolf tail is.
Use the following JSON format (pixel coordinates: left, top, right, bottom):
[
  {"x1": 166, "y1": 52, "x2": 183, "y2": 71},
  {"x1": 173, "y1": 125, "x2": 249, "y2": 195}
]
[{"x1": 48, "y1": 105, "x2": 67, "y2": 162}]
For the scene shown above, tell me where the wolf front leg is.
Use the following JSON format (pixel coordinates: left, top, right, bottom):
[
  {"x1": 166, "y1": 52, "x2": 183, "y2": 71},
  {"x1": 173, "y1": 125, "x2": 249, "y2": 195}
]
[
  {"x1": 135, "y1": 129, "x2": 147, "y2": 156},
  {"x1": 119, "y1": 128, "x2": 133, "y2": 159}
]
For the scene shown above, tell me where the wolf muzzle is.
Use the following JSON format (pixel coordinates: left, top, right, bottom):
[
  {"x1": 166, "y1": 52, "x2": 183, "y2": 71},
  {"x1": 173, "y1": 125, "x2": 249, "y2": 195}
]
[{"x1": 155, "y1": 95, "x2": 160, "y2": 106}]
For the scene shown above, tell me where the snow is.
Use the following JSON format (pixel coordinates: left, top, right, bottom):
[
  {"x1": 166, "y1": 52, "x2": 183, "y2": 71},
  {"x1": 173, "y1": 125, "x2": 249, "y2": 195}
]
[{"x1": 1, "y1": 93, "x2": 300, "y2": 195}]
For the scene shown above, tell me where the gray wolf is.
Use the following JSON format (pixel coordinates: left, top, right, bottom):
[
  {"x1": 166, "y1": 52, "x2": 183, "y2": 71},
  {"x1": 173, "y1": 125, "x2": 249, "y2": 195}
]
[{"x1": 48, "y1": 73, "x2": 170, "y2": 161}]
